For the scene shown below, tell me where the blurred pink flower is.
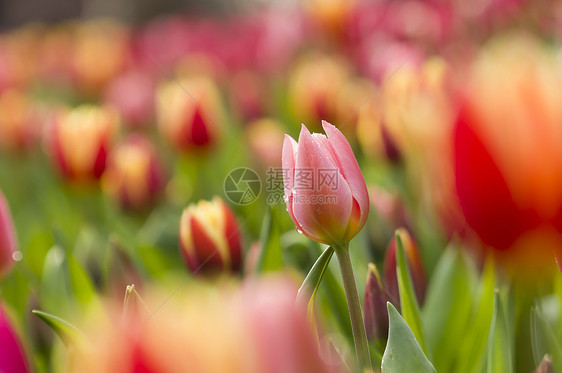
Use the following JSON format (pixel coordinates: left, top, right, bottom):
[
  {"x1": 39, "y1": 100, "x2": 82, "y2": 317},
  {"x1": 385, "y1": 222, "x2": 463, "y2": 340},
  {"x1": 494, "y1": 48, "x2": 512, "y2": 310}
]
[
  {"x1": 0, "y1": 190, "x2": 16, "y2": 278},
  {"x1": 0, "y1": 304, "x2": 29, "y2": 373}
]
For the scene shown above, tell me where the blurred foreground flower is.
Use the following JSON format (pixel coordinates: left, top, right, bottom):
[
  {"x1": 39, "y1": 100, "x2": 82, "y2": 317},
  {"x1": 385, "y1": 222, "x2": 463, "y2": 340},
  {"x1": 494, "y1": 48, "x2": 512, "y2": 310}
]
[
  {"x1": 43, "y1": 104, "x2": 118, "y2": 182},
  {"x1": 72, "y1": 277, "x2": 341, "y2": 372},
  {"x1": 282, "y1": 120, "x2": 368, "y2": 246},
  {"x1": 0, "y1": 304, "x2": 30, "y2": 373},
  {"x1": 179, "y1": 197, "x2": 242, "y2": 273},
  {"x1": 0, "y1": 190, "x2": 17, "y2": 278},
  {"x1": 156, "y1": 75, "x2": 222, "y2": 151},
  {"x1": 452, "y1": 35, "x2": 562, "y2": 277},
  {"x1": 102, "y1": 135, "x2": 166, "y2": 211}
]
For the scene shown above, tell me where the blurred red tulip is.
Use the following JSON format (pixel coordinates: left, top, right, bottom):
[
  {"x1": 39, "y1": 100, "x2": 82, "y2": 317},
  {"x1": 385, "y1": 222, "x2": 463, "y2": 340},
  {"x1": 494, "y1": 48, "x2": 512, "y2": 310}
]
[
  {"x1": 43, "y1": 104, "x2": 118, "y2": 182},
  {"x1": 102, "y1": 135, "x2": 166, "y2": 211},
  {"x1": 282, "y1": 121, "x2": 369, "y2": 246},
  {"x1": 0, "y1": 190, "x2": 16, "y2": 278},
  {"x1": 156, "y1": 76, "x2": 222, "y2": 151},
  {"x1": 179, "y1": 197, "x2": 242, "y2": 273},
  {"x1": 288, "y1": 54, "x2": 350, "y2": 126},
  {"x1": 0, "y1": 304, "x2": 30, "y2": 373},
  {"x1": 452, "y1": 35, "x2": 562, "y2": 276}
]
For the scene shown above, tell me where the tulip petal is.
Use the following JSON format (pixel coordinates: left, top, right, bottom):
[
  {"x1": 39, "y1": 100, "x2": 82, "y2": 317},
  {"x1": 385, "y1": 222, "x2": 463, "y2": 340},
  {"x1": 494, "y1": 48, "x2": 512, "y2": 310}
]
[
  {"x1": 321, "y1": 121, "x2": 369, "y2": 236},
  {"x1": 0, "y1": 191, "x2": 16, "y2": 278},
  {"x1": 293, "y1": 124, "x2": 353, "y2": 245},
  {"x1": 281, "y1": 135, "x2": 298, "y2": 197}
]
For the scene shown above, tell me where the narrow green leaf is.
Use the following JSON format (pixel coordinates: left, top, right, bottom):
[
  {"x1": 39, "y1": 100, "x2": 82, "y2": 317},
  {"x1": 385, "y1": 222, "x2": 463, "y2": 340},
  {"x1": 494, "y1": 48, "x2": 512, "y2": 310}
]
[
  {"x1": 422, "y1": 246, "x2": 474, "y2": 372},
  {"x1": 456, "y1": 258, "x2": 496, "y2": 373},
  {"x1": 256, "y1": 206, "x2": 283, "y2": 272},
  {"x1": 296, "y1": 246, "x2": 334, "y2": 312},
  {"x1": 531, "y1": 307, "x2": 562, "y2": 372},
  {"x1": 487, "y1": 291, "x2": 513, "y2": 373},
  {"x1": 382, "y1": 302, "x2": 436, "y2": 373},
  {"x1": 32, "y1": 310, "x2": 86, "y2": 347},
  {"x1": 395, "y1": 231, "x2": 427, "y2": 354},
  {"x1": 40, "y1": 246, "x2": 71, "y2": 314},
  {"x1": 67, "y1": 255, "x2": 96, "y2": 305}
]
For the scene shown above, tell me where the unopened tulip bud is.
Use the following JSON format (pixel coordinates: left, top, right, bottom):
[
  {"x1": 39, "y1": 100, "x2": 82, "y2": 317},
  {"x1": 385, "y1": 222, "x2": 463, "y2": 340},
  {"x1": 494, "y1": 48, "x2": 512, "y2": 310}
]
[
  {"x1": 0, "y1": 190, "x2": 17, "y2": 278},
  {"x1": 44, "y1": 104, "x2": 118, "y2": 182},
  {"x1": 156, "y1": 76, "x2": 222, "y2": 151},
  {"x1": 282, "y1": 121, "x2": 369, "y2": 246},
  {"x1": 534, "y1": 355, "x2": 552, "y2": 373},
  {"x1": 384, "y1": 228, "x2": 426, "y2": 305},
  {"x1": 364, "y1": 263, "x2": 389, "y2": 342},
  {"x1": 0, "y1": 304, "x2": 30, "y2": 373},
  {"x1": 179, "y1": 197, "x2": 242, "y2": 273},
  {"x1": 102, "y1": 135, "x2": 166, "y2": 211}
]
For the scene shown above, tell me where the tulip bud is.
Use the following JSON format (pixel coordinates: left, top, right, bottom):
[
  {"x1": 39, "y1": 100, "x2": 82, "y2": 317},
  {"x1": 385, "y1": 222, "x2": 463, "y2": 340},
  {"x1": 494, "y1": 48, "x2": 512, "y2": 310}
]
[
  {"x1": 179, "y1": 197, "x2": 242, "y2": 273},
  {"x1": 156, "y1": 75, "x2": 222, "y2": 151},
  {"x1": 534, "y1": 355, "x2": 552, "y2": 373},
  {"x1": 102, "y1": 135, "x2": 166, "y2": 211},
  {"x1": 282, "y1": 121, "x2": 369, "y2": 246},
  {"x1": 0, "y1": 190, "x2": 17, "y2": 278},
  {"x1": 0, "y1": 304, "x2": 30, "y2": 373},
  {"x1": 364, "y1": 263, "x2": 389, "y2": 342},
  {"x1": 384, "y1": 228, "x2": 426, "y2": 306},
  {"x1": 43, "y1": 104, "x2": 118, "y2": 182}
]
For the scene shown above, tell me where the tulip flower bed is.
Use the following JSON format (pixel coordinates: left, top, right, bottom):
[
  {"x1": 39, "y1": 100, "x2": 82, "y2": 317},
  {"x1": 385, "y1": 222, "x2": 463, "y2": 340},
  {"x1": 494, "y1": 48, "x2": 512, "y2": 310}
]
[{"x1": 1, "y1": 1, "x2": 562, "y2": 372}]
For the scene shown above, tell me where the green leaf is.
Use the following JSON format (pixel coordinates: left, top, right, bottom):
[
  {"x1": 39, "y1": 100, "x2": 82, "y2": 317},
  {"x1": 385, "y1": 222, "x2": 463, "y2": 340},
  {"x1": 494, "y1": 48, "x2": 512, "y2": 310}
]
[
  {"x1": 32, "y1": 310, "x2": 86, "y2": 347},
  {"x1": 456, "y1": 258, "x2": 496, "y2": 373},
  {"x1": 296, "y1": 246, "x2": 334, "y2": 325},
  {"x1": 422, "y1": 246, "x2": 474, "y2": 372},
  {"x1": 256, "y1": 206, "x2": 283, "y2": 272},
  {"x1": 382, "y1": 302, "x2": 436, "y2": 373},
  {"x1": 395, "y1": 231, "x2": 427, "y2": 355},
  {"x1": 487, "y1": 291, "x2": 513, "y2": 373},
  {"x1": 40, "y1": 246, "x2": 71, "y2": 314},
  {"x1": 531, "y1": 306, "x2": 562, "y2": 372},
  {"x1": 67, "y1": 255, "x2": 96, "y2": 306}
]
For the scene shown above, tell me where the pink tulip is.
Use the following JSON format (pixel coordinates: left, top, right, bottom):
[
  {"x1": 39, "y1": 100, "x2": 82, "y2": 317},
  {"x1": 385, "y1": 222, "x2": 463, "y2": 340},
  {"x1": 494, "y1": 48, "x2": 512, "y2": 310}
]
[
  {"x1": 0, "y1": 304, "x2": 30, "y2": 373},
  {"x1": 282, "y1": 121, "x2": 369, "y2": 246},
  {"x1": 0, "y1": 190, "x2": 16, "y2": 278}
]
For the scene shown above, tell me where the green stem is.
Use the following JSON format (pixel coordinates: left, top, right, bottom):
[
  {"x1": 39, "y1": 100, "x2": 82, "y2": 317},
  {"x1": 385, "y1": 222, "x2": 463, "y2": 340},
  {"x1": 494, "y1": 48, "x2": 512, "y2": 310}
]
[{"x1": 334, "y1": 244, "x2": 372, "y2": 371}]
